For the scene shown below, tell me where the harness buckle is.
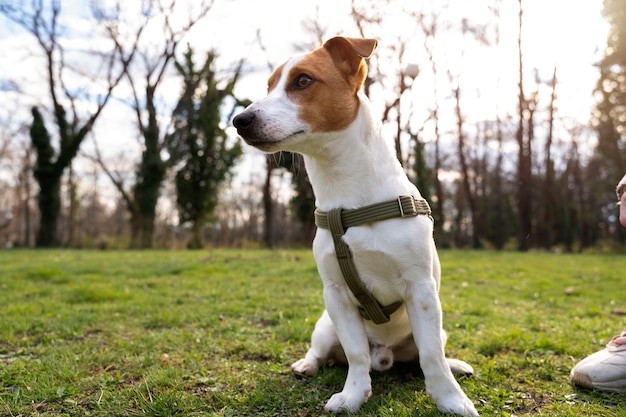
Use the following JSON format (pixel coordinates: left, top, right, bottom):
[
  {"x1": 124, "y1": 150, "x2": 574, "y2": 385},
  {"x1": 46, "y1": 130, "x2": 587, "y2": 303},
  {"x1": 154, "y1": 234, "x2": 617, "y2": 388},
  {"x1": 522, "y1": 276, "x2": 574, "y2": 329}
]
[{"x1": 398, "y1": 196, "x2": 418, "y2": 217}]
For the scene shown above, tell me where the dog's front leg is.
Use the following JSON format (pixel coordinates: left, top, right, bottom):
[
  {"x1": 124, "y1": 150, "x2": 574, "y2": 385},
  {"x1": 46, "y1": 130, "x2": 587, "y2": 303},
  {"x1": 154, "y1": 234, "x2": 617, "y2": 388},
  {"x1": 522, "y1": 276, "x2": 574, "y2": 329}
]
[
  {"x1": 322, "y1": 286, "x2": 372, "y2": 413},
  {"x1": 405, "y1": 275, "x2": 479, "y2": 417}
]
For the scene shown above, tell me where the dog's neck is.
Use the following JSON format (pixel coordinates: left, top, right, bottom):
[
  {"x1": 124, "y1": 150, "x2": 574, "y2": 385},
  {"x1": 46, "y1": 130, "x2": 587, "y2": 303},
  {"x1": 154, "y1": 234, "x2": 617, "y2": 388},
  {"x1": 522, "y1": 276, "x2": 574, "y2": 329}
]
[{"x1": 301, "y1": 93, "x2": 416, "y2": 211}]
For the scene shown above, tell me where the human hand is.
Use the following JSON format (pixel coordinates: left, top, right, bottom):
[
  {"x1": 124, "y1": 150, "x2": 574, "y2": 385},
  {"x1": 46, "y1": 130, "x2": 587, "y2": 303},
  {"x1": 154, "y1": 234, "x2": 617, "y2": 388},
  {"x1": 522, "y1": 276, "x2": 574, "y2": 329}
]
[{"x1": 618, "y1": 174, "x2": 626, "y2": 227}]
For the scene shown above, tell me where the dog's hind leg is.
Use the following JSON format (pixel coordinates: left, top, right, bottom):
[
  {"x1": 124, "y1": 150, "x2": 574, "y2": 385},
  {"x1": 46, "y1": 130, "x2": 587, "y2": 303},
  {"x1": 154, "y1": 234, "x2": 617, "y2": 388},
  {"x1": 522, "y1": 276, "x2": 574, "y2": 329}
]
[
  {"x1": 441, "y1": 330, "x2": 475, "y2": 377},
  {"x1": 447, "y1": 358, "x2": 474, "y2": 377},
  {"x1": 292, "y1": 310, "x2": 343, "y2": 376},
  {"x1": 393, "y1": 333, "x2": 475, "y2": 378}
]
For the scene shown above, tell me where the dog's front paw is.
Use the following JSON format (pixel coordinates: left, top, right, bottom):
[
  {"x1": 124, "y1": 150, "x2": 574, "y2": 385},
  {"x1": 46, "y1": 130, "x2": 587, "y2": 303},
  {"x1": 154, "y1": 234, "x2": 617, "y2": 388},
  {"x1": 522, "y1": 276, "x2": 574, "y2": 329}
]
[
  {"x1": 324, "y1": 387, "x2": 372, "y2": 413},
  {"x1": 291, "y1": 358, "x2": 319, "y2": 376},
  {"x1": 430, "y1": 387, "x2": 478, "y2": 417}
]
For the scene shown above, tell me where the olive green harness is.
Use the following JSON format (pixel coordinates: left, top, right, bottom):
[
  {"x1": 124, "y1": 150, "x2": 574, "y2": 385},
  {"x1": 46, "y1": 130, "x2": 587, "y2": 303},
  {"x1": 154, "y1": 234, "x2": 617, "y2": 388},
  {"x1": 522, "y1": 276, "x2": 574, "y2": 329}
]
[{"x1": 314, "y1": 195, "x2": 433, "y2": 324}]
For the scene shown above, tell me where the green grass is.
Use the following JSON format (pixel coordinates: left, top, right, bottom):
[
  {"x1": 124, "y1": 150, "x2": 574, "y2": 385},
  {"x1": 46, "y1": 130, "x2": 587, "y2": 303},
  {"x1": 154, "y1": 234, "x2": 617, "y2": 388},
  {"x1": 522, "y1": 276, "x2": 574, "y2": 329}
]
[{"x1": 0, "y1": 249, "x2": 625, "y2": 416}]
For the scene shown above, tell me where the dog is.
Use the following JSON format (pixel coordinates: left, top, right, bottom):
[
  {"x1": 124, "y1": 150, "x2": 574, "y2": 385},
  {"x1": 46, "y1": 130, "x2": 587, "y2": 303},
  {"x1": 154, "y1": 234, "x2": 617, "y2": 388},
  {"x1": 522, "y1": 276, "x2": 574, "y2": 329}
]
[{"x1": 233, "y1": 36, "x2": 478, "y2": 416}]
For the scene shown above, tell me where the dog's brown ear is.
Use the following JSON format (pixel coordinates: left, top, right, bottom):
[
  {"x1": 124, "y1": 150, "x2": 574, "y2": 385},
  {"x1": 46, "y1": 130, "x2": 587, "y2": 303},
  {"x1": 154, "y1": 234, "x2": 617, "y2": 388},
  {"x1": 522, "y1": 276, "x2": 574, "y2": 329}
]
[
  {"x1": 324, "y1": 37, "x2": 377, "y2": 61},
  {"x1": 332, "y1": 37, "x2": 378, "y2": 58},
  {"x1": 324, "y1": 37, "x2": 377, "y2": 85}
]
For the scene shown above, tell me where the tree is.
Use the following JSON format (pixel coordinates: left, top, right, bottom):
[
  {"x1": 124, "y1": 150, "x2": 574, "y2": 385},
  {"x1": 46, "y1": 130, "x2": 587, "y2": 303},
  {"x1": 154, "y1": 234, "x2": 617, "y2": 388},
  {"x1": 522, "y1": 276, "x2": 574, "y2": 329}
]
[
  {"x1": 483, "y1": 0, "x2": 509, "y2": 250},
  {"x1": 170, "y1": 47, "x2": 244, "y2": 249},
  {"x1": 590, "y1": 0, "x2": 626, "y2": 211},
  {"x1": 515, "y1": 0, "x2": 533, "y2": 251},
  {"x1": 259, "y1": 153, "x2": 316, "y2": 248},
  {"x1": 93, "y1": 0, "x2": 213, "y2": 248},
  {"x1": 538, "y1": 65, "x2": 559, "y2": 249},
  {"x1": 29, "y1": 107, "x2": 59, "y2": 246},
  {"x1": 409, "y1": 132, "x2": 433, "y2": 211},
  {"x1": 276, "y1": 153, "x2": 316, "y2": 244},
  {"x1": 451, "y1": 80, "x2": 481, "y2": 248},
  {"x1": 0, "y1": 1, "x2": 133, "y2": 246},
  {"x1": 415, "y1": 6, "x2": 447, "y2": 239}
]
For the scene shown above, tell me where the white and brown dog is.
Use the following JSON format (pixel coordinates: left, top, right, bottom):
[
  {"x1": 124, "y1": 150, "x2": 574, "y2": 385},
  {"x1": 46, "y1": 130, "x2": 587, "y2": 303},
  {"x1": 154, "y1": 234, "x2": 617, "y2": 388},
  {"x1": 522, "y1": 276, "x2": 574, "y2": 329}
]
[{"x1": 233, "y1": 37, "x2": 478, "y2": 416}]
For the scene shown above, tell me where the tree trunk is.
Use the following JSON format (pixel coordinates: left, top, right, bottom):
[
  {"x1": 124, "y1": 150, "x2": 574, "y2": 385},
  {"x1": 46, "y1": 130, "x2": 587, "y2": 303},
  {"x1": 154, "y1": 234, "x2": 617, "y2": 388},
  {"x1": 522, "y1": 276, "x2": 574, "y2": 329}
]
[
  {"x1": 35, "y1": 174, "x2": 61, "y2": 247},
  {"x1": 516, "y1": 0, "x2": 532, "y2": 251},
  {"x1": 188, "y1": 220, "x2": 204, "y2": 249},
  {"x1": 139, "y1": 211, "x2": 156, "y2": 249},
  {"x1": 433, "y1": 133, "x2": 444, "y2": 241},
  {"x1": 133, "y1": 178, "x2": 161, "y2": 249},
  {"x1": 20, "y1": 148, "x2": 32, "y2": 247},
  {"x1": 129, "y1": 209, "x2": 141, "y2": 249},
  {"x1": 67, "y1": 163, "x2": 77, "y2": 246},
  {"x1": 493, "y1": 119, "x2": 505, "y2": 249},
  {"x1": 131, "y1": 86, "x2": 166, "y2": 249},
  {"x1": 263, "y1": 155, "x2": 274, "y2": 248},
  {"x1": 453, "y1": 85, "x2": 481, "y2": 248},
  {"x1": 541, "y1": 65, "x2": 558, "y2": 249},
  {"x1": 30, "y1": 107, "x2": 61, "y2": 247}
]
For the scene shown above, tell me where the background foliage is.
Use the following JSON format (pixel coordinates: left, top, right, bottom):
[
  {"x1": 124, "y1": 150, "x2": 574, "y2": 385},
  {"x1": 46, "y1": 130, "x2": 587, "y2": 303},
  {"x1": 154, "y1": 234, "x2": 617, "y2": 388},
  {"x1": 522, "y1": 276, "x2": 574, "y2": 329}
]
[{"x1": 0, "y1": 0, "x2": 624, "y2": 251}]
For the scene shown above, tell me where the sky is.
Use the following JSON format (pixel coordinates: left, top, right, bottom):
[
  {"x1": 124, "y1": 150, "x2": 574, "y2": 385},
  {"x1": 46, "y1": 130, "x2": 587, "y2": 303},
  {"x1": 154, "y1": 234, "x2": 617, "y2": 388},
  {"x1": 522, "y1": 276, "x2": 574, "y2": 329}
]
[{"x1": 0, "y1": 0, "x2": 611, "y2": 207}]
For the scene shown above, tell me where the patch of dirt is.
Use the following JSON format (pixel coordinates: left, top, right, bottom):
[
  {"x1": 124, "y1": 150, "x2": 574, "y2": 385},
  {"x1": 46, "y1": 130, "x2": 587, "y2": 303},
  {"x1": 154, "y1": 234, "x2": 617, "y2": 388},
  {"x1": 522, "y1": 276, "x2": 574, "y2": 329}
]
[{"x1": 513, "y1": 390, "x2": 552, "y2": 414}]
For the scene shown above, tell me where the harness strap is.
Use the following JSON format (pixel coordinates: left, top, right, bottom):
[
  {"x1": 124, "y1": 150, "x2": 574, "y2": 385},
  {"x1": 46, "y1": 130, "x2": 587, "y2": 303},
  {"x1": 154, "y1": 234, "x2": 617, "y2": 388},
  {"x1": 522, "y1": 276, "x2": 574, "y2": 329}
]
[
  {"x1": 316, "y1": 195, "x2": 432, "y2": 324},
  {"x1": 315, "y1": 195, "x2": 432, "y2": 229}
]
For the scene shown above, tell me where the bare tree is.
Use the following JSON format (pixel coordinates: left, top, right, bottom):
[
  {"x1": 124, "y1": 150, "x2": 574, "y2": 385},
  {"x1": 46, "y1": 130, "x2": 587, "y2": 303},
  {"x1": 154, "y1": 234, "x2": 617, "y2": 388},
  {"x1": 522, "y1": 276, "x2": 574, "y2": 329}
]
[
  {"x1": 485, "y1": 0, "x2": 507, "y2": 249},
  {"x1": 537, "y1": 65, "x2": 559, "y2": 248},
  {"x1": 298, "y1": 6, "x2": 329, "y2": 52},
  {"x1": 252, "y1": 31, "x2": 281, "y2": 248},
  {"x1": 515, "y1": 0, "x2": 533, "y2": 251},
  {"x1": 0, "y1": 0, "x2": 135, "y2": 247},
  {"x1": 449, "y1": 15, "x2": 492, "y2": 248},
  {"x1": 413, "y1": 7, "x2": 448, "y2": 238},
  {"x1": 450, "y1": 77, "x2": 481, "y2": 248},
  {"x1": 92, "y1": 0, "x2": 213, "y2": 248},
  {"x1": 350, "y1": 0, "x2": 421, "y2": 161},
  {"x1": 380, "y1": 38, "x2": 413, "y2": 166}
]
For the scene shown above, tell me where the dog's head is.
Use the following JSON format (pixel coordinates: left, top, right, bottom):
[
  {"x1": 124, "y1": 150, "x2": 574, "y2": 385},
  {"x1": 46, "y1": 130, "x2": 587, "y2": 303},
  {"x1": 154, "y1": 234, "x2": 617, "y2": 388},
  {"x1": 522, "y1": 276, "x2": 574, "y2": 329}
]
[{"x1": 233, "y1": 36, "x2": 377, "y2": 153}]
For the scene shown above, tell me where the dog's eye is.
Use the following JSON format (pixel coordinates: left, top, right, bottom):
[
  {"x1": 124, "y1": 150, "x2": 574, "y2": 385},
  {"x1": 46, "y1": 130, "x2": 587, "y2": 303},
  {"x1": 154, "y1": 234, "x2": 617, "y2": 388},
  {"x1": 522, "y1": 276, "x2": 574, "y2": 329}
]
[{"x1": 291, "y1": 74, "x2": 314, "y2": 90}]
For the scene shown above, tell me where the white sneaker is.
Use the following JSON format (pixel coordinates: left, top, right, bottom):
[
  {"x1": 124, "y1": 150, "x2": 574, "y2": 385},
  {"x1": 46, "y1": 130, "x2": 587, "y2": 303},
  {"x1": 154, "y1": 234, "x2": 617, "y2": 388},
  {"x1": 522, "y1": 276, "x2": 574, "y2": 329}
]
[{"x1": 570, "y1": 329, "x2": 626, "y2": 393}]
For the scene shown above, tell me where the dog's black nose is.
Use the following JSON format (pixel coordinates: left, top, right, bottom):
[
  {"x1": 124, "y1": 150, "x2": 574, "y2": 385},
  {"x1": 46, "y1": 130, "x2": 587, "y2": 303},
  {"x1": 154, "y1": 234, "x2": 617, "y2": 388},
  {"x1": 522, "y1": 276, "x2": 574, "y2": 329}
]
[{"x1": 233, "y1": 111, "x2": 255, "y2": 131}]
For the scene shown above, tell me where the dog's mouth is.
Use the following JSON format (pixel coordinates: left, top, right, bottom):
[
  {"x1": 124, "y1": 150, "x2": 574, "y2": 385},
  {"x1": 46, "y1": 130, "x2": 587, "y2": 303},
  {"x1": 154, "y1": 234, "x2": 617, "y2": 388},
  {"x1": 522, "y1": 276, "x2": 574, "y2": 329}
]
[
  {"x1": 282, "y1": 129, "x2": 306, "y2": 141},
  {"x1": 241, "y1": 129, "x2": 306, "y2": 152}
]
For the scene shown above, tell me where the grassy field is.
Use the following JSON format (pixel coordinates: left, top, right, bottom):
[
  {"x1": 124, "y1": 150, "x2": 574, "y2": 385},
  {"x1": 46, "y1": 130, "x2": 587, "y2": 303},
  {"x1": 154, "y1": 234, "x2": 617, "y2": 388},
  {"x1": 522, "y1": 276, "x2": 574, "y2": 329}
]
[{"x1": 0, "y1": 249, "x2": 625, "y2": 416}]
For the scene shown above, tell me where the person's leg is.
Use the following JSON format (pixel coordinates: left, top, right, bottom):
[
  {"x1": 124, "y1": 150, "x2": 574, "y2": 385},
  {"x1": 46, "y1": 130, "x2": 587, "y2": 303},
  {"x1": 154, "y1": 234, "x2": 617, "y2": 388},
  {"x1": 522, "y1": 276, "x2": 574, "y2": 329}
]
[{"x1": 570, "y1": 175, "x2": 626, "y2": 393}]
